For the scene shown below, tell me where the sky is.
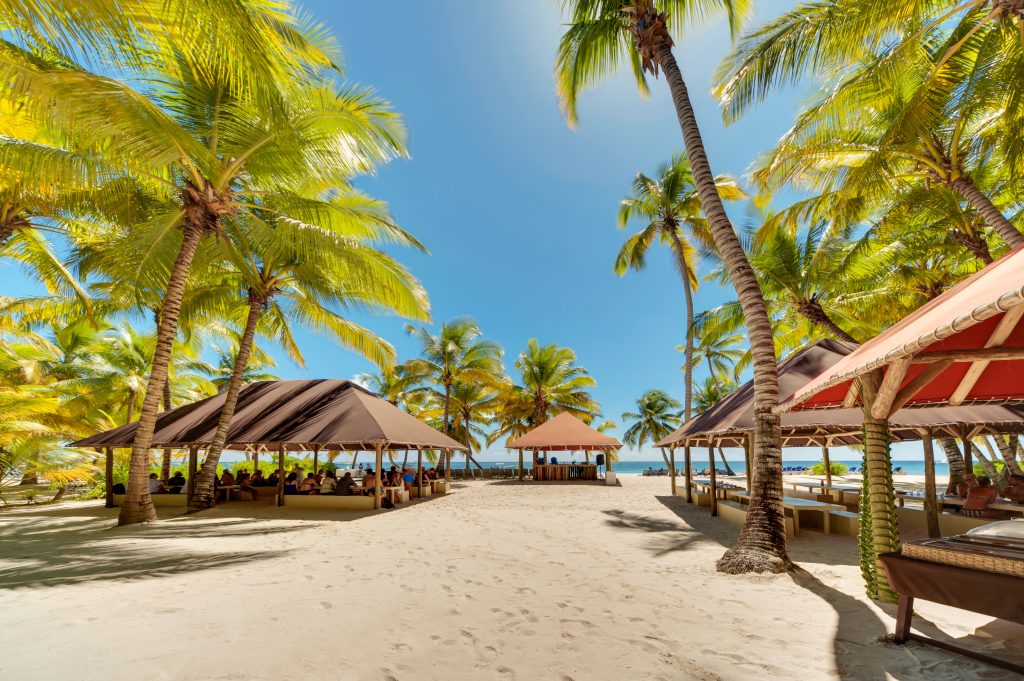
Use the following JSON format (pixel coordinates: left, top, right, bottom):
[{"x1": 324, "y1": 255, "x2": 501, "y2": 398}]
[{"x1": 2, "y1": 1, "x2": 937, "y2": 462}]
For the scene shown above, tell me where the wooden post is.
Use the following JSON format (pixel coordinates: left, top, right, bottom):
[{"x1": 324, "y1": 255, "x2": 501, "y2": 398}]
[
  {"x1": 894, "y1": 595, "x2": 914, "y2": 643},
  {"x1": 187, "y1": 446, "x2": 198, "y2": 504},
  {"x1": 920, "y1": 428, "x2": 941, "y2": 538},
  {"x1": 517, "y1": 449, "x2": 523, "y2": 481},
  {"x1": 607, "y1": 447, "x2": 614, "y2": 474},
  {"x1": 668, "y1": 448, "x2": 677, "y2": 496},
  {"x1": 352, "y1": 451, "x2": 358, "y2": 469},
  {"x1": 822, "y1": 442, "x2": 832, "y2": 487},
  {"x1": 252, "y1": 447, "x2": 259, "y2": 473},
  {"x1": 104, "y1": 447, "x2": 114, "y2": 508},
  {"x1": 960, "y1": 423, "x2": 973, "y2": 476},
  {"x1": 684, "y1": 444, "x2": 693, "y2": 503},
  {"x1": 374, "y1": 442, "x2": 384, "y2": 510},
  {"x1": 744, "y1": 434, "x2": 752, "y2": 491},
  {"x1": 417, "y1": 447, "x2": 423, "y2": 496},
  {"x1": 312, "y1": 445, "x2": 319, "y2": 474},
  {"x1": 276, "y1": 448, "x2": 284, "y2": 507},
  {"x1": 708, "y1": 443, "x2": 718, "y2": 517},
  {"x1": 444, "y1": 449, "x2": 452, "y2": 484}
]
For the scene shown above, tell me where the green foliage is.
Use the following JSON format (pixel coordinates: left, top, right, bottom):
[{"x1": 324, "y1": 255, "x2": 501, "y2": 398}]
[
  {"x1": 810, "y1": 461, "x2": 848, "y2": 476},
  {"x1": 974, "y1": 461, "x2": 1005, "y2": 478}
]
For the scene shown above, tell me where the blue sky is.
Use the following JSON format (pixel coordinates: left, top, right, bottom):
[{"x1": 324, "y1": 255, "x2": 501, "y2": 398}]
[{"x1": 2, "y1": 1, "x2": 934, "y2": 461}]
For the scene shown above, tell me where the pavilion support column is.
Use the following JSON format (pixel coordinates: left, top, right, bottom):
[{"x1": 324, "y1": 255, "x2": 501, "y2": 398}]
[
  {"x1": 374, "y1": 442, "x2": 384, "y2": 510},
  {"x1": 444, "y1": 449, "x2": 452, "y2": 484},
  {"x1": 684, "y1": 444, "x2": 693, "y2": 503},
  {"x1": 313, "y1": 446, "x2": 319, "y2": 474},
  {"x1": 187, "y1": 446, "x2": 198, "y2": 505},
  {"x1": 743, "y1": 434, "x2": 752, "y2": 491},
  {"x1": 352, "y1": 451, "x2": 358, "y2": 469},
  {"x1": 708, "y1": 443, "x2": 718, "y2": 517},
  {"x1": 669, "y1": 448, "x2": 677, "y2": 497},
  {"x1": 276, "y1": 448, "x2": 285, "y2": 506},
  {"x1": 417, "y1": 446, "x2": 423, "y2": 497},
  {"x1": 252, "y1": 448, "x2": 259, "y2": 473},
  {"x1": 517, "y1": 449, "x2": 524, "y2": 482},
  {"x1": 861, "y1": 369, "x2": 902, "y2": 603},
  {"x1": 104, "y1": 447, "x2": 114, "y2": 508},
  {"x1": 822, "y1": 442, "x2": 832, "y2": 488},
  {"x1": 918, "y1": 428, "x2": 941, "y2": 539}
]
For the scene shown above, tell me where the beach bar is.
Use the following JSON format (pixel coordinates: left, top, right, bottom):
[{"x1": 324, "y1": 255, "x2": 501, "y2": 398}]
[
  {"x1": 73, "y1": 380, "x2": 467, "y2": 511},
  {"x1": 507, "y1": 412, "x2": 622, "y2": 485}
]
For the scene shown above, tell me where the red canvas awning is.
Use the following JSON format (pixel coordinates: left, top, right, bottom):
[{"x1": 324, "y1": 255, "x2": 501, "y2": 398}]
[
  {"x1": 779, "y1": 246, "x2": 1024, "y2": 412},
  {"x1": 507, "y1": 412, "x2": 622, "y2": 451}
]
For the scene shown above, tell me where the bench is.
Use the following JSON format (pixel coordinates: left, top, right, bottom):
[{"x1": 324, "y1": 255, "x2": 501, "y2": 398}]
[
  {"x1": 717, "y1": 500, "x2": 797, "y2": 536},
  {"x1": 827, "y1": 510, "x2": 859, "y2": 536},
  {"x1": 896, "y1": 506, "x2": 995, "y2": 535},
  {"x1": 278, "y1": 494, "x2": 375, "y2": 511},
  {"x1": 111, "y1": 494, "x2": 186, "y2": 507},
  {"x1": 410, "y1": 485, "x2": 432, "y2": 498}
]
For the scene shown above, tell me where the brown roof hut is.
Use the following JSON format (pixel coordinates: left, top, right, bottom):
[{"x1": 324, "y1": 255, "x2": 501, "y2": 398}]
[{"x1": 507, "y1": 412, "x2": 622, "y2": 483}]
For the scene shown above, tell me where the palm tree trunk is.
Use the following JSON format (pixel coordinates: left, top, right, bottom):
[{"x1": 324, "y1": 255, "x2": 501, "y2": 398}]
[
  {"x1": 442, "y1": 384, "x2": 451, "y2": 436},
  {"x1": 161, "y1": 377, "x2": 173, "y2": 481},
  {"x1": 188, "y1": 291, "x2": 264, "y2": 513},
  {"x1": 797, "y1": 300, "x2": 860, "y2": 344},
  {"x1": 941, "y1": 437, "x2": 966, "y2": 495},
  {"x1": 971, "y1": 440, "x2": 1003, "y2": 483},
  {"x1": 118, "y1": 221, "x2": 204, "y2": 526},
  {"x1": 654, "y1": 43, "x2": 788, "y2": 573},
  {"x1": 949, "y1": 177, "x2": 1024, "y2": 248},
  {"x1": 717, "y1": 447, "x2": 735, "y2": 476},
  {"x1": 669, "y1": 231, "x2": 695, "y2": 421},
  {"x1": 992, "y1": 435, "x2": 1024, "y2": 476},
  {"x1": 125, "y1": 390, "x2": 136, "y2": 425}
]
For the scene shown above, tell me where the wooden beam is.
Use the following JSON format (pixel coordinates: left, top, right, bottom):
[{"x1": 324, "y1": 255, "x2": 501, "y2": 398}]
[
  {"x1": 949, "y1": 306, "x2": 1024, "y2": 405},
  {"x1": 669, "y1": 448, "x2": 677, "y2": 497},
  {"x1": 842, "y1": 381, "x2": 860, "y2": 408},
  {"x1": 708, "y1": 444, "x2": 718, "y2": 517},
  {"x1": 276, "y1": 448, "x2": 284, "y2": 507},
  {"x1": 916, "y1": 428, "x2": 941, "y2": 539},
  {"x1": 887, "y1": 360, "x2": 955, "y2": 416},
  {"x1": 684, "y1": 445, "x2": 692, "y2": 503},
  {"x1": 374, "y1": 442, "x2": 383, "y2": 510},
  {"x1": 913, "y1": 347, "x2": 1024, "y2": 363},
  {"x1": 870, "y1": 356, "x2": 914, "y2": 419},
  {"x1": 104, "y1": 447, "x2": 114, "y2": 508},
  {"x1": 187, "y1": 446, "x2": 198, "y2": 505}
]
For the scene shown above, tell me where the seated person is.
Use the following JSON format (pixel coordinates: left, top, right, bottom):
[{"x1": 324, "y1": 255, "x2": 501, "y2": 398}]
[
  {"x1": 955, "y1": 473, "x2": 977, "y2": 498},
  {"x1": 283, "y1": 472, "x2": 299, "y2": 495},
  {"x1": 167, "y1": 471, "x2": 186, "y2": 493},
  {"x1": 362, "y1": 469, "x2": 378, "y2": 495},
  {"x1": 337, "y1": 471, "x2": 356, "y2": 496},
  {"x1": 220, "y1": 469, "x2": 236, "y2": 487},
  {"x1": 314, "y1": 470, "x2": 325, "y2": 484},
  {"x1": 963, "y1": 476, "x2": 1003, "y2": 518},
  {"x1": 425, "y1": 467, "x2": 438, "y2": 481},
  {"x1": 147, "y1": 472, "x2": 166, "y2": 494},
  {"x1": 320, "y1": 470, "x2": 338, "y2": 495},
  {"x1": 238, "y1": 471, "x2": 258, "y2": 500},
  {"x1": 1001, "y1": 473, "x2": 1024, "y2": 503},
  {"x1": 266, "y1": 470, "x2": 281, "y2": 488},
  {"x1": 298, "y1": 473, "x2": 320, "y2": 495},
  {"x1": 112, "y1": 482, "x2": 126, "y2": 494},
  {"x1": 250, "y1": 469, "x2": 266, "y2": 486}
]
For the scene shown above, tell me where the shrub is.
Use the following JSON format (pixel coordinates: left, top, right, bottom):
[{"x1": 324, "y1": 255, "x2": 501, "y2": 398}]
[{"x1": 810, "y1": 461, "x2": 848, "y2": 476}]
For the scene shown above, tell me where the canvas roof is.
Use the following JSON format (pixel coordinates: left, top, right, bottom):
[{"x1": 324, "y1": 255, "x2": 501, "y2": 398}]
[
  {"x1": 72, "y1": 379, "x2": 468, "y2": 451},
  {"x1": 656, "y1": 340, "x2": 1024, "y2": 448},
  {"x1": 779, "y1": 246, "x2": 1024, "y2": 412},
  {"x1": 507, "y1": 412, "x2": 622, "y2": 451}
]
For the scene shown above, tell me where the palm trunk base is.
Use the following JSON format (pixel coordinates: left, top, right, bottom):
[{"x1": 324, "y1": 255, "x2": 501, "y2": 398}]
[
  {"x1": 716, "y1": 546, "x2": 791, "y2": 574},
  {"x1": 117, "y1": 492, "x2": 158, "y2": 525}
]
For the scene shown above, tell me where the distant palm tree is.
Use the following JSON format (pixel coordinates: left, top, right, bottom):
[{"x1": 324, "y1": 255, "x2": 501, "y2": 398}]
[
  {"x1": 358, "y1": 364, "x2": 419, "y2": 409},
  {"x1": 622, "y1": 390, "x2": 682, "y2": 468},
  {"x1": 515, "y1": 339, "x2": 598, "y2": 425},
  {"x1": 688, "y1": 313, "x2": 748, "y2": 391},
  {"x1": 615, "y1": 155, "x2": 744, "y2": 422},
  {"x1": 405, "y1": 319, "x2": 504, "y2": 436},
  {"x1": 207, "y1": 344, "x2": 278, "y2": 393}
]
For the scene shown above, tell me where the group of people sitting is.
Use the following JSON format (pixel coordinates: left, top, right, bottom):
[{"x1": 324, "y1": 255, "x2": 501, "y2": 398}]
[
  {"x1": 279, "y1": 464, "x2": 443, "y2": 496},
  {"x1": 144, "y1": 471, "x2": 187, "y2": 495},
  {"x1": 954, "y1": 473, "x2": 1024, "y2": 518}
]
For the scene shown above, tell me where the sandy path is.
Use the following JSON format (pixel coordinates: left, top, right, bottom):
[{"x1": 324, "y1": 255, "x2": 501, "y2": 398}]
[{"x1": 0, "y1": 477, "x2": 1020, "y2": 680}]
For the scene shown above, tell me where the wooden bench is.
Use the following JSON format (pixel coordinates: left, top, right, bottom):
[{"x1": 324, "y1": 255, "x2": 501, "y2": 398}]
[
  {"x1": 277, "y1": 494, "x2": 375, "y2": 511},
  {"x1": 718, "y1": 500, "x2": 797, "y2": 536},
  {"x1": 410, "y1": 485, "x2": 432, "y2": 498},
  {"x1": 827, "y1": 510, "x2": 859, "y2": 536},
  {"x1": 112, "y1": 494, "x2": 186, "y2": 507},
  {"x1": 896, "y1": 506, "x2": 995, "y2": 535}
]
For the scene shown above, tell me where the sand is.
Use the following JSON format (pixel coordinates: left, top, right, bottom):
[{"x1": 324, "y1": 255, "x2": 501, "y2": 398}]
[{"x1": 1, "y1": 475, "x2": 1021, "y2": 681}]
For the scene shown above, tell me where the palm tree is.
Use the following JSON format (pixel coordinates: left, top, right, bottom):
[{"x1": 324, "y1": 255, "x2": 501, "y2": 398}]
[
  {"x1": 557, "y1": 0, "x2": 790, "y2": 573},
  {"x1": 694, "y1": 375, "x2": 737, "y2": 413},
  {"x1": 3, "y1": 7, "x2": 407, "y2": 525},
  {"x1": 186, "y1": 204, "x2": 429, "y2": 512},
  {"x1": 447, "y1": 380, "x2": 502, "y2": 474},
  {"x1": 206, "y1": 344, "x2": 278, "y2": 393},
  {"x1": 688, "y1": 313, "x2": 747, "y2": 391},
  {"x1": 514, "y1": 339, "x2": 598, "y2": 425},
  {"x1": 615, "y1": 155, "x2": 745, "y2": 421},
  {"x1": 357, "y1": 364, "x2": 419, "y2": 409},
  {"x1": 404, "y1": 319, "x2": 504, "y2": 436},
  {"x1": 622, "y1": 390, "x2": 682, "y2": 468},
  {"x1": 615, "y1": 157, "x2": 745, "y2": 416}
]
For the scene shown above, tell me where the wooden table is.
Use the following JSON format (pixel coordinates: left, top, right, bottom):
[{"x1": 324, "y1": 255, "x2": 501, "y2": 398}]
[
  {"x1": 790, "y1": 481, "x2": 827, "y2": 493},
  {"x1": 731, "y1": 493, "x2": 846, "y2": 536},
  {"x1": 383, "y1": 486, "x2": 404, "y2": 504},
  {"x1": 216, "y1": 485, "x2": 240, "y2": 502},
  {"x1": 533, "y1": 464, "x2": 597, "y2": 481}
]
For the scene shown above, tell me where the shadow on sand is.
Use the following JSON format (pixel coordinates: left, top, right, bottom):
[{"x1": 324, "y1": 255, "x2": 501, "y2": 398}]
[{"x1": 603, "y1": 493, "x2": 1014, "y2": 679}]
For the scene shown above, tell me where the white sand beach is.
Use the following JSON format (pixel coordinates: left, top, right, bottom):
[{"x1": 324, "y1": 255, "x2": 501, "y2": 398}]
[{"x1": 1, "y1": 476, "x2": 1020, "y2": 681}]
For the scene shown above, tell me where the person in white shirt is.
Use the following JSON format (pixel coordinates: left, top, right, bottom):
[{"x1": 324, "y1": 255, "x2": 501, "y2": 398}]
[
  {"x1": 147, "y1": 473, "x2": 164, "y2": 494},
  {"x1": 319, "y1": 470, "x2": 337, "y2": 495}
]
